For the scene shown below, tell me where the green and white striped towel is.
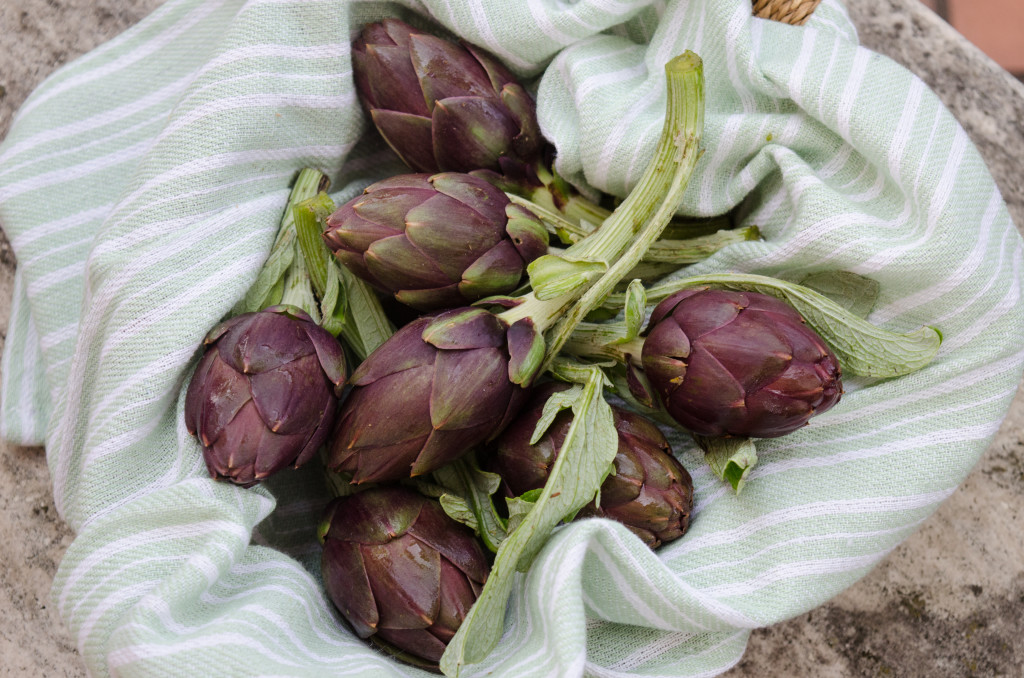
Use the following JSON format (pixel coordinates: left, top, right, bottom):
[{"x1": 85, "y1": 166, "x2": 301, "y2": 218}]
[{"x1": 1, "y1": 0, "x2": 1021, "y2": 675}]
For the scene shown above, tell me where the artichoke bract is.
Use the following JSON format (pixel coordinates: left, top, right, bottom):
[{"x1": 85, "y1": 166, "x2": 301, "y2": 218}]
[
  {"x1": 320, "y1": 487, "x2": 489, "y2": 665},
  {"x1": 328, "y1": 306, "x2": 539, "y2": 483},
  {"x1": 487, "y1": 383, "x2": 694, "y2": 549},
  {"x1": 184, "y1": 306, "x2": 346, "y2": 486},
  {"x1": 642, "y1": 289, "x2": 842, "y2": 438},
  {"x1": 322, "y1": 172, "x2": 547, "y2": 311},
  {"x1": 352, "y1": 18, "x2": 542, "y2": 174}
]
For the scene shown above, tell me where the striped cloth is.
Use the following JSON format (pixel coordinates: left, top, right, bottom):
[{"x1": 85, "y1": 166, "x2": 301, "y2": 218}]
[{"x1": 1, "y1": 0, "x2": 1021, "y2": 676}]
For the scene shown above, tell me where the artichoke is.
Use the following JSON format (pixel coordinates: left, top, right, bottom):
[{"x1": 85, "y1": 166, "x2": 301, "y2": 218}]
[
  {"x1": 184, "y1": 306, "x2": 346, "y2": 486},
  {"x1": 352, "y1": 18, "x2": 542, "y2": 175},
  {"x1": 641, "y1": 288, "x2": 842, "y2": 438},
  {"x1": 327, "y1": 306, "x2": 540, "y2": 483},
  {"x1": 320, "y1": 486, "x2": 489, "y2": 665},
  {"x1": 487, "y1": 383, "x2": 693, "y2": 549},
  {"x1": 322, "y1": 172, "x2": 547, "y2": 311}
]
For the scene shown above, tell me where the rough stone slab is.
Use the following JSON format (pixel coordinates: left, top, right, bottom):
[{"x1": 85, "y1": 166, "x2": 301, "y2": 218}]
[{"x1": 0, "y1": 1, "x2": 1021, "y2": 676}]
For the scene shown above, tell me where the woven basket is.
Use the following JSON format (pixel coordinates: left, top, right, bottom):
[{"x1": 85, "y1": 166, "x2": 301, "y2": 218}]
[{"x1": 753, "y1": 0, "x2": 822, "y2": 25}]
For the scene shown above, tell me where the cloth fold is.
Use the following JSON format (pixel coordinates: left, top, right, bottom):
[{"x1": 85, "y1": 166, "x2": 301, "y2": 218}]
[{"x1": 1, "y1": 0, "x2": 1021, "y2": 676}]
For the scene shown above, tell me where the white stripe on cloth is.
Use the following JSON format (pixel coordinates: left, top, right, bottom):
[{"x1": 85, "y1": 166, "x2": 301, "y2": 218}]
[
  {"x1": 15, "y1": 0, "x2": 230, "y2": 122},
  {"x1": 673, "y1": 488, "x2": 957, "y2": 560}
]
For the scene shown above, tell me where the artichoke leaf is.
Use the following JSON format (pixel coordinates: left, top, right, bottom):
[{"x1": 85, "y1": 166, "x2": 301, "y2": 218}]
[
  {"x1": 799, "y1": 270, "x2": 880, "y2": 319},
  {"x1": 318, "y1": 257, "x2": 347, "y2": 338},
  {"x1": 613, "y1": 279, "x2": 647, "y2": 345},
  {"x1": 504, "y1": 490, "x2": 540, "y2": 535},
  {"x1": 530, "y1": 385, "x2": 582, "y2": 445},
  {"x1": 432, "y1": 458, "x2": 508, "y2": 553},
  {"x1": 236, "y1": 168, "x2": 325, "y2": 314},
  {"x1": 336, "y1": 258, "x2": 394, "y2": 359},
  {"x1": 694, "y1": 434, "x2": 758, "y2": 494},
  {"x1": 440, "y1": 363, "x2": 617, "y2": 672},
  {"x1": 238, "y1": 236, "x2": 293, "y2": 314},
  {"x1": 438, "y1": 494, "x2": 478, "y2": 531},
  {"x1": 291, "y1": 193, "x2": 394, "y2": 360}
]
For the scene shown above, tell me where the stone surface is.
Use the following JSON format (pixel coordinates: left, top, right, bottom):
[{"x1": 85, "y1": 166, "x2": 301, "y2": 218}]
[{"x1": 0, "y1": 1, "x2": 1021, "y2": 677}]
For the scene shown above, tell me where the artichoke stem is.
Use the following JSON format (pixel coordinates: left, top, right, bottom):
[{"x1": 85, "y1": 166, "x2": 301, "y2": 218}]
[
  {"x1": 540, "y1": 52, "x2": 705, "y2": 371},
  {"x1": 268, "y1": 169, "x2": 327, "y2": 322},
  {"x1": 292, "y1": 190, "x2": 336, "y2": 299},
  {"x1": 563, "y1": 325, "x2": 644, "y2": 366},
  {"x1": 279, "y1": 240, "x2": 322, "y2": 324}
]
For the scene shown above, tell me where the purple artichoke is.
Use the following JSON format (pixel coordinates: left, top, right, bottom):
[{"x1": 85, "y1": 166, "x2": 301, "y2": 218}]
[
  {"x1": 327, "y1": 306, "x2": 541, "y2": 483},
  {"x1": 322, "y1": 172, "x2": 547, "y2": 311},
  {"x1": 641, "y1": 288, "x2": 842, "y2": 438},
  {"x1": 320, "y1": 486, "x2": 489, "y2": 665},
  {"x1": 184, "y1": 306, "x2": 346, "y2": 486},
  {"x1": 487, "y1": 383, "x2": 694, "y2": 549},
  {"x1": 352, "y1": 18, "x2": 542, "y2": 175}
]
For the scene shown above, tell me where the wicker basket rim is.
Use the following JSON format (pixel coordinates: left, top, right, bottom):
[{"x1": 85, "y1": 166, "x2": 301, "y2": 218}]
[{"x1": 752, "y1": 0, "x2": 823, "y2": 26}]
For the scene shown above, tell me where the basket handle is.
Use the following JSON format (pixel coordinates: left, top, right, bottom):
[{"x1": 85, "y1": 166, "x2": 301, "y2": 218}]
[{"x1": 752, "y1": 0, "x2": 822, "y2": 25}]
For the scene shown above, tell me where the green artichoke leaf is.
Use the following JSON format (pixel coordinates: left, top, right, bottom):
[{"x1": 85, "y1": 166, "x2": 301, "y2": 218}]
[
  {"x1": 799, "y1": 270, "x2": 881, "y2": 319},
  {"x1": 237, "y1": 234, "x2": 293, "y2": 314},
  {"x1": 445, "y1": 51, "x2": 705, "y2": 673},
  {"x1": 279, "y1": 241, "x2": 322, "y2": 324},
  {"x1": 614, "y1": 279, "x2": 647, "y2": 345},
  {"x1": 440, "y1": 363, "x2": 618, "y2": 672},
  {"x1": 503, "y1": 193, "x2": 589, "y2": 245},
  {"x1": 437, "y1": 495, "x2": 475, "y2": 528},
  {"x1": 317, "y1": 256, "x2": 347, "y2": 338},
  {"x1": 236, "y1": 168, "x2": 326, "y2": 314},
  {"x1": 504, "y1": 490, "x2": 540, "y2": 534},
  {"x1": 293, "y1": 192, "x2": 333, "y2": 299},
  {"x1": 527, "y1": 253, "x2": 607, "y2": 300},
  {"x1": 291, "y1": 192, "x2": 394, "y2": 359},
  {"x1": 693, "y1": 434, "x2": 758, "y2": 494},
  {"x1": 432, "y1": 458, "x2": 508, "y2": 553},
  {"x1": 530, "y1": 385, "x2": 582, "y2": 445},
  {"x1": 590, "y1": 461, "x2": 618, "y2": 510},
  {"x1": 333, "y1": 257, "x2": 395, "y2": 360},
  {"x1": 641, "y1": 273, "x2": 941, "y2": 378}
]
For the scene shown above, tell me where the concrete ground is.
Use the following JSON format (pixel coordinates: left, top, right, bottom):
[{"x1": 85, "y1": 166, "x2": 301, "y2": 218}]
[{"x1": 0, "y1": 1, "x2": 1021, "y2": 676}]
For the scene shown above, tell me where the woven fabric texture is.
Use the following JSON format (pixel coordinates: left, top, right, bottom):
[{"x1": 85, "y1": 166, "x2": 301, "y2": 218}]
[{"x1": 0, "y1": 0, "x2": 1021, "y2": 676}]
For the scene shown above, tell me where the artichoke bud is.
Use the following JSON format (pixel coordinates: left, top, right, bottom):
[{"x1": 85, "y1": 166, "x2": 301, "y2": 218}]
[
  {"x1": 184, "y1": 306, "x2": 347, "y2": 486},
  {"x1": 328, "y1": 307, "x2": 531, "y2": 484},
  {"x1": 323, "y1": 172, "x2": 548, "y2": 311},
  {"x1": 641, "y1": 288, "x2": 843, "y2": 438},
  {"x1": 353, "y1": 18, "x2": 543, "y2": 175},
  {"x1": 486, "y1": 383, "x2": 694, "y2": 549},
  {"x1": 320, "y1": 486, "x2": 489, "y2": 666}
]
